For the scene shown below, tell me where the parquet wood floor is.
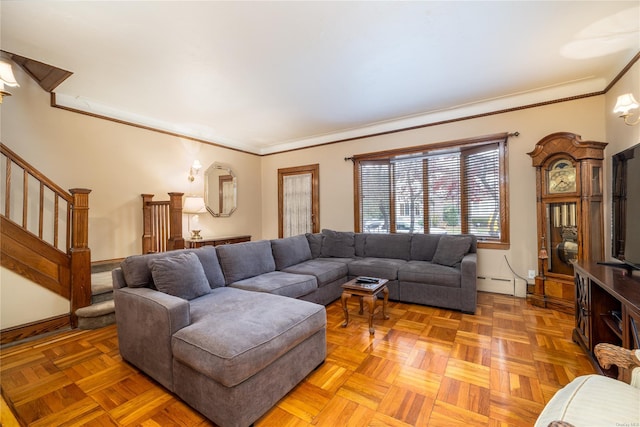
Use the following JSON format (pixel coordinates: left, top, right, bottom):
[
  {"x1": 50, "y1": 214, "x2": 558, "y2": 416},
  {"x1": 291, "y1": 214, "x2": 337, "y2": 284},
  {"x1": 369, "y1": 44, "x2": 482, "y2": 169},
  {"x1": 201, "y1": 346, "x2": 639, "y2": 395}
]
[{"x1": 1, "y1": 292, "x2": 596, "y2": 426}]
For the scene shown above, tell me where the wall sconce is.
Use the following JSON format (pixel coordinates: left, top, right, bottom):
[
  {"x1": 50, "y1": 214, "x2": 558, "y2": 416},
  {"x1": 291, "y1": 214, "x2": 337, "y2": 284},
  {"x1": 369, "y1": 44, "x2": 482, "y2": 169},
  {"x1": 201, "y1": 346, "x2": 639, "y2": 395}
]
[
  {"x1": 0, "y1": 58, "x2": 20, "y2": 104},
  {"x1": 183, "y1": 196, "x2": 206, "y2": 240},
  {"x1": 614, "y1": 93, "x2": 640, "y2": 126},
  {"x1": 188, "y1": 160, "x2": 202, "y2": 182}
]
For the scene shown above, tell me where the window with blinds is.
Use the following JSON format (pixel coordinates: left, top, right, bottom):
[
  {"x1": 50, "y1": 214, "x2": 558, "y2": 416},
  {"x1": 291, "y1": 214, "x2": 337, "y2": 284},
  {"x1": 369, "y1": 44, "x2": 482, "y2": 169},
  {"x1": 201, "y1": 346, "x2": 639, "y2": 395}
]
[
  {"x1": 355, "y1": 134, "x2": 509, "y2": 248},
  {"x1": 359, "y1": 161, "x2": 390, "y2": 233}
]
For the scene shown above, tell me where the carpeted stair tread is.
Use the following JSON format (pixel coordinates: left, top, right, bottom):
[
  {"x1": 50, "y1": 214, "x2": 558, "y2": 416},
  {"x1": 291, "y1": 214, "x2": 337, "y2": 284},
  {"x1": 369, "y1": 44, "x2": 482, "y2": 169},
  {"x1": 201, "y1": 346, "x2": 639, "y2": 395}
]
[
  {"x1": 76, "y1": 300, "x2": 114, "y2": 318},
  {"x1": 76, "y1": 300, "x2": 115, "y2": 330},
  {"x1": 91, "y1": 271, "x2": 113, "y2": 295}
]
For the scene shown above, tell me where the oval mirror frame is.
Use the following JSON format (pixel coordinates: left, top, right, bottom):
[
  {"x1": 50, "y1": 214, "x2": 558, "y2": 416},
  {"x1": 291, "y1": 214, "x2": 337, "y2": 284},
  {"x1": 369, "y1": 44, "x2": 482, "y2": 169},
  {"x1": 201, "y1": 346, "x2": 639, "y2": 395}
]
[{"x1": 204, "y1": 162, "x2": 237, "y2": 217}]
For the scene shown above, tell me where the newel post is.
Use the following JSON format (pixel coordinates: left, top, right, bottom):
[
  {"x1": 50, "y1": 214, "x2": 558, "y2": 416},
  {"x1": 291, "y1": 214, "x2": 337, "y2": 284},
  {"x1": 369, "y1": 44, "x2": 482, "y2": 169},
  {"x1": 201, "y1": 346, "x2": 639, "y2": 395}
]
[
  {"x1": 167, "y1": 192, "x2": 185, "y2": 251},
  {"x1": 69, "y1": 188, "x2": 91, "y2": 328},
  {"x1": 142, "y1": 194, "x2": 154, "y2": 254}
]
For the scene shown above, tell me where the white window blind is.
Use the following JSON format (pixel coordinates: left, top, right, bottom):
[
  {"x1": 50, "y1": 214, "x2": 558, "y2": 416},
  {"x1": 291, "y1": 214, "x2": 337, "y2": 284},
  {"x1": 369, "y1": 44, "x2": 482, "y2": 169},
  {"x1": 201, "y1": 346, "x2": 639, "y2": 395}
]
[
  {"x1": 427, "y1": 154, "x2": 461, "y2": 234},
  {"x1": 359, "y1": 161, "x2": 390, "y2": 233},
  {"x1": 463, "y1": 144, "x2": 500, "y2": 238}
]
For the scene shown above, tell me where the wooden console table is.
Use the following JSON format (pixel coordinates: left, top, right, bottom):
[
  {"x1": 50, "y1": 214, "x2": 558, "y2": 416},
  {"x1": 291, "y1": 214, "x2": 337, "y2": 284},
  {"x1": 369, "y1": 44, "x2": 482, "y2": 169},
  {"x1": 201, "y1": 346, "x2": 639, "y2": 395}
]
[
  {"x1": 573, "y1": 261, "x2": 640, "y2": 376},
  {"x1": 184, "y1": 235, "x2": 251, "y2": 248}
]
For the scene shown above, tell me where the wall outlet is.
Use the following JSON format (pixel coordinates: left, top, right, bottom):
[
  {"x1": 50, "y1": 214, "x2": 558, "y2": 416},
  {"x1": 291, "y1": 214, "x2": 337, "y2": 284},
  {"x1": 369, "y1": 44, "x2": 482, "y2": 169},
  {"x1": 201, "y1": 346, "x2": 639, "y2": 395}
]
[{"x1": 528, "y1": 270, "x2": 536, "y2": 279}]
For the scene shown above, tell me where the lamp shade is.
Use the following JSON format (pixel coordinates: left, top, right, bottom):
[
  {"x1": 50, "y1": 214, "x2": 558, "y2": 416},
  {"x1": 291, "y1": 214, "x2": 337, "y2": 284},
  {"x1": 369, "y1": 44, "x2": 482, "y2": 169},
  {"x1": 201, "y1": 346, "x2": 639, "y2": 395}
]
[
  {"x1": 183, "y1": 196, "x2": 206, "y2": 214},
  {"x1": 614, "y1": 93, "x2": 639, "y2": 115},
  {"x1": 0, "y1": 59, "x2": 19, "y2": 88}
]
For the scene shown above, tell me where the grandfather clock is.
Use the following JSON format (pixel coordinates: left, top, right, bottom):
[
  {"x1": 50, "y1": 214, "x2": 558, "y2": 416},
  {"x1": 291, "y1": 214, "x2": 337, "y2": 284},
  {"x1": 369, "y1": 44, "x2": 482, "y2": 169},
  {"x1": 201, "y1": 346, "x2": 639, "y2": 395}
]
[{"x1": 528, "y1": 132, "x2": 607, "y2": 314}]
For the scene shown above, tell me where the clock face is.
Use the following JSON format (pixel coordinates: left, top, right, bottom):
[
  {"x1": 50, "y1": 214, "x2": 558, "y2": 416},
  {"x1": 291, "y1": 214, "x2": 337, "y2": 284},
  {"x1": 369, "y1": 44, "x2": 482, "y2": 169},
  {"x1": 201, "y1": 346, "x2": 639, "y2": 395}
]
[{"x1": 548, "y1": 159, "x2": 576, "y2": 194}]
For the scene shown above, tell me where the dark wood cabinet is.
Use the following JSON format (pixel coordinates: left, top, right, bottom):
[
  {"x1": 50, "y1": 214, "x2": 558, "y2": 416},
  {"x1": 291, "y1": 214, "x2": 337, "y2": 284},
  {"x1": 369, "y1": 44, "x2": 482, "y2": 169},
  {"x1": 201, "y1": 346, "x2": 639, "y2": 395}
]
[
  {"x1": 184, "y1": 235, "x2": 251, "y2": 249},
  {"x1": 573, "y1": 261, "x2": 640, "y2": 376}
]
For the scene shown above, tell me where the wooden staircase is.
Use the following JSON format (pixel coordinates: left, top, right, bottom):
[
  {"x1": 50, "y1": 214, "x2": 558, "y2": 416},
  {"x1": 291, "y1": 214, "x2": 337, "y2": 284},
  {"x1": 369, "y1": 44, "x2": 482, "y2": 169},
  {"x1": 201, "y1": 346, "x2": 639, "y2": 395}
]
[{"x1": 0, "y1": 143, "x2": 92, "y2": 344}]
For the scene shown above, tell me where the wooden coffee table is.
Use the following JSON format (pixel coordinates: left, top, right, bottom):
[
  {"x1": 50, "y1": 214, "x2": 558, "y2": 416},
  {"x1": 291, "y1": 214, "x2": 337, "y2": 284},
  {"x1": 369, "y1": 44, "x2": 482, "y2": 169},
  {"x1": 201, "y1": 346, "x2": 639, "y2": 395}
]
[{"x1": 341, "y1": 277, "x2": 389, "y2": 335}]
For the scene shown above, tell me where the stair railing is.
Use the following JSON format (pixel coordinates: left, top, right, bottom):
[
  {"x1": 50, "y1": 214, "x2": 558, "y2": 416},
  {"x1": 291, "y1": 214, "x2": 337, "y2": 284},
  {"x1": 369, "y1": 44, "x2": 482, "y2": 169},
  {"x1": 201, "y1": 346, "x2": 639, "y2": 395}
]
[
  {"x1": 0, "y1": 142, "x2": 91, "y2": 332},
  {"x1": 142, "y1": 193, "x2": 184, "y2": 254}
]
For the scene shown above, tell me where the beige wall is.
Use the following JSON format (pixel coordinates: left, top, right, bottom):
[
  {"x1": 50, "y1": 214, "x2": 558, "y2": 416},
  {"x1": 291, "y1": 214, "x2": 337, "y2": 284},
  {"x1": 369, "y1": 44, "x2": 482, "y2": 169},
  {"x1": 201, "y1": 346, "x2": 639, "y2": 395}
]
[
  {"x1": 261, "y1": 96, "x2": 608, "y2": 296},
  {"x1": 603, "y1": 61, "x2": 640, "y2": 265},
  {"x1": 1, "y1": 64, "x2": 263, "y2": 261},
  {"x1": 0, "y1": 65, "x2": 263, "y2": 328},
  {"x1": 1, "y1": 59, "x2": 637, "y2": 329}
]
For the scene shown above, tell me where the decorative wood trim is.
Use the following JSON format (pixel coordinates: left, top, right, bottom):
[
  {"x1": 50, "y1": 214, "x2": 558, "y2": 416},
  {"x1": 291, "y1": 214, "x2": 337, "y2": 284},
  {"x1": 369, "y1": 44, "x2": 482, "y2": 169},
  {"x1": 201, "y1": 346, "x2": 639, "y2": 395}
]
[
  {"x1": 69, "y1": 189, "x2": 92, "y2": 328},
  {"x1": 351, "y1": 132, "x2": 509, "y2": 162},
  {"x1": 0, "y1": 314, "x2": 70, "y2": 346},
  {"x1": 4, "y1": 51, "x2": 73, "y2": 93},
  {"x1": 141, "y1": 193, "x2": 184, "y2": 254},
  {"x1": 167, "y1": 192, "x2": 185, "y2": 251},
  {"x1": 12, "y1": 49, "x2": 636, "y2": 158},
  {"x1": 50, "y1": 94, "x2": 258, "y2": 156}
]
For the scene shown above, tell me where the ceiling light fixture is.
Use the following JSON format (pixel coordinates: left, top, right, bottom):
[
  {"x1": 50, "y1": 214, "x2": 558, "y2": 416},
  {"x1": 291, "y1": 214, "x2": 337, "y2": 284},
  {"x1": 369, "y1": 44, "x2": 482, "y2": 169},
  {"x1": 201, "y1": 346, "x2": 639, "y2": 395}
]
[
  {"x1": 614, "y1": 93, "x2": 640, "y2": 126},
  {"x1": 0, "y1": 58, "x2": 19, "y2": 104}
]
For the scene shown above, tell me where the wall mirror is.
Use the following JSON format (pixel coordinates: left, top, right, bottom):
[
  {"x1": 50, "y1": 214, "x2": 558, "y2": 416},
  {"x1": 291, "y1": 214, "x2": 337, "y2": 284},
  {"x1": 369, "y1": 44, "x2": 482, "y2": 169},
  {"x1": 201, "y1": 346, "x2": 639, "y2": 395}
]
[{"x1": 204, "y1": 162, "x2": 237, "y2": 217}]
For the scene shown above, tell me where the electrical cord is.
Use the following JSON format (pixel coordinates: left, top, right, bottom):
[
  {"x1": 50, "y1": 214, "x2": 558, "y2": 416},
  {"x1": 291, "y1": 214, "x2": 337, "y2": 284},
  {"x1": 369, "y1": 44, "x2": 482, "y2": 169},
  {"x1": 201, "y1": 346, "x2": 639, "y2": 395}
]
[{"x1": 504, "y1": 255, "x2": 530, "y2": 295}]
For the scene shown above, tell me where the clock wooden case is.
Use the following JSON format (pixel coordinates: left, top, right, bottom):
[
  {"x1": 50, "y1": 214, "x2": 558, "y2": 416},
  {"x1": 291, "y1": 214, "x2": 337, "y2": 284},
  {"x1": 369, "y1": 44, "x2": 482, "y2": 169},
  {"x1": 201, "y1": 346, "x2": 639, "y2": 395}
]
[{"x1": 528, "y1": 132, "x2": 607, "y2": 314}]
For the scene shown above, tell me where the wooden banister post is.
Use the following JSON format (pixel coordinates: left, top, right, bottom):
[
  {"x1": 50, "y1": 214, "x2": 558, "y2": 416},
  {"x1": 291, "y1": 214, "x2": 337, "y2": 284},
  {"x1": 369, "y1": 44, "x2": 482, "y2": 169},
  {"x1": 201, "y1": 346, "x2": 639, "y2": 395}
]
[
  {"x1": 69, "y1": 188, "x2": 91, "y2": 328},
  {"x1": 167, "y1": 192, "x2": 184, "y2": 251},
  {"x1": 142, "y1": 194, "x2": 154, "y2": 254}
]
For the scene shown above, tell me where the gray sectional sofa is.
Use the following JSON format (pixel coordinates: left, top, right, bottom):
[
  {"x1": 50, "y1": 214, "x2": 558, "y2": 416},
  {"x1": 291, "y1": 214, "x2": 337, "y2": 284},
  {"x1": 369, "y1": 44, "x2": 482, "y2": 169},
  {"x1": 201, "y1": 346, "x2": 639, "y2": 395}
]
[{"x1": 112, "y1": 229, "x2": 477, "y2": 427}]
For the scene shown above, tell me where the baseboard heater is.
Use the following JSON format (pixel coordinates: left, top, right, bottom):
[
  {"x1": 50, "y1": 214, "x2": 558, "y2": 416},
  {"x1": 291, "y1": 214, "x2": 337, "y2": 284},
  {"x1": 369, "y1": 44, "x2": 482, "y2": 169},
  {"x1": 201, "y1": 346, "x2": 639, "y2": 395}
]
[{"x1": 476, "y1": 276, "x2": 516, "y2": 296}]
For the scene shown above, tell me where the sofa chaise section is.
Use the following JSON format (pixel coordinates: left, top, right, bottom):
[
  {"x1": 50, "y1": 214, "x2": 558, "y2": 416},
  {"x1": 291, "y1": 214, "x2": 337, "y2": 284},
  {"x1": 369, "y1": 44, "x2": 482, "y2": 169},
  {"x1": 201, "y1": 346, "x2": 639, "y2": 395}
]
[
  {"x1": 113, "y1": 246, "x2": 327, "y2": 427},
  {"x1": 172, "y1": 287, "x2": 326, "y2": 427}
]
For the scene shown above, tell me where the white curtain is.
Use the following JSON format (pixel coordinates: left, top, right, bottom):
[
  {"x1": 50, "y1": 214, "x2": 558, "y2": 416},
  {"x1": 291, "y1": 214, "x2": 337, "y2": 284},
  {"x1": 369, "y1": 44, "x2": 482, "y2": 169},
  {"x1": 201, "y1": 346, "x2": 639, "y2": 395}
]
[{"x1": 283, "y1": 173, "x2": 312, "y2": 237}]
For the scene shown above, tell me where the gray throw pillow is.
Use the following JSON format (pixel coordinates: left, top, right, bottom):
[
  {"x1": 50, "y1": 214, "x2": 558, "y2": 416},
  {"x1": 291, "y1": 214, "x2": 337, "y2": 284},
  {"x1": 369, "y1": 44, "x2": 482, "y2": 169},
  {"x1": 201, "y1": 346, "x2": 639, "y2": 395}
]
[
  {"x1": 149, "y1": 252, "x2": 211, "y2": 300},
  {"x1": 271, "y1": 235, "x2": 312, "y2": 270},
  {"x1": 320, "y1": 229, "x2": 355, "y2": 258},
  {"x1": 306, "y1": 233, "x2": 323, "y2": 258},
  {"x1": 431, "y1": 235, "x2": 472, "y2": 267}
]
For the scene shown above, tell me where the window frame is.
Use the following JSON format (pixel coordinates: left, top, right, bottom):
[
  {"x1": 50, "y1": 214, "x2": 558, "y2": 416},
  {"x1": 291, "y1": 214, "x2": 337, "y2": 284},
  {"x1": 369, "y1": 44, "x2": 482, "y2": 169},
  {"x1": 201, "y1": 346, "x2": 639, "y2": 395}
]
[{"x1": 353, "y1": 133, "x2": 510, "y2": 250}]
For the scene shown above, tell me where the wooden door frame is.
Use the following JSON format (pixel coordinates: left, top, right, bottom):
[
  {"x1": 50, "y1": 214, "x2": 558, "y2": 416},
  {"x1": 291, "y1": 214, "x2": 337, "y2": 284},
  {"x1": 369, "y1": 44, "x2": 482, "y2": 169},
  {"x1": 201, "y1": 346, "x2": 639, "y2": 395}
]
[{"x1": 278, "y1": 164, "x2": 320, "y2": 238}]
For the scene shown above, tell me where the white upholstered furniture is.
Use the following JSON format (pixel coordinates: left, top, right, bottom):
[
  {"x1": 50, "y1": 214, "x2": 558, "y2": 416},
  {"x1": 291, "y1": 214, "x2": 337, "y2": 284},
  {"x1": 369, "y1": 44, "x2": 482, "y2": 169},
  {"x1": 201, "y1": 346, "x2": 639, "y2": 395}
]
[{"x1": 535, "y1": 343, "x2": 640, "y2": 426}]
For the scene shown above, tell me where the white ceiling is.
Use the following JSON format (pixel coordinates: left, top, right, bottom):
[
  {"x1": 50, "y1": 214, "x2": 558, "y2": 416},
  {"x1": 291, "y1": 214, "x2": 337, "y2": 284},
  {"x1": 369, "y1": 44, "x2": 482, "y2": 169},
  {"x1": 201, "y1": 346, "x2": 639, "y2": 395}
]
[{"x1": 1, "y1": 1, "x2": 639, "y2": 154}]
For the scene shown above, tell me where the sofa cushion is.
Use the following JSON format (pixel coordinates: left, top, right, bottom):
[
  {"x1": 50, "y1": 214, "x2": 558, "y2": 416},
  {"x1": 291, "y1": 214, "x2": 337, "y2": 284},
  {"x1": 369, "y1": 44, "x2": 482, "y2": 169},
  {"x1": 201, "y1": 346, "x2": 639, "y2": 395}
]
[
  {"x1": 173, "y1": 287, "x2": 326, "y2": 388},
  {"x1": 192, "y1": 246, "x2": 226, "y2": 289},
  {"x1": 410, "y1": 234, "x2": 442, "y2": 261},
  {"x1": 398, "y1": 260, "x2": 461, "y2": 288},
  {"x1": 534, "y1": 374, "x2": 640, "y2": 427},
  {"x1": 271, "y1": 235, "x2": 312, "y2": 270},
  {"x1": 431, "y1": 235, "x2": 472, "y2": 267},
  {"x1": 355, "y1": 233, "x2": 367, "y2": 257},
  {"x1": 283, "y1": 259, "x2": 348, "y2": 287},
  {"x1": 364, "y1": 233, "x2": 412, "y2": 260},
  {"x1": 120, "y1": 247, "x2": 225, "y2": 289},
  {"x1": 348, "y1": 257, "x2": 407, "y2": 280},
  {"x1": 216, "y1": 240, "x2": 276, "y2": 285},
  {"x1": 321, "y1": 229, "x2": 355, "y2": 258},
  {"x1": 306, "y1": 233, "x2": 323, "y2": 258},
  {"x1": 228, "y1": 271, "x2": 317, "y2": 299},
  {"x1": 149, "y1": 252, "x2": 212, "y2": 300}
]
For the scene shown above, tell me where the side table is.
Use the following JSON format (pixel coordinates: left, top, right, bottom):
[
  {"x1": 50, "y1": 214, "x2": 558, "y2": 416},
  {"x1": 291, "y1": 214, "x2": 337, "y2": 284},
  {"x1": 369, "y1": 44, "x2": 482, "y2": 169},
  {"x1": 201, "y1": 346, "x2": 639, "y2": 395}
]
[{"x1": 341, "y1": 277, "x2": 389, "y2": 335}]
